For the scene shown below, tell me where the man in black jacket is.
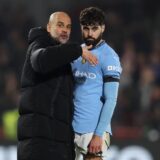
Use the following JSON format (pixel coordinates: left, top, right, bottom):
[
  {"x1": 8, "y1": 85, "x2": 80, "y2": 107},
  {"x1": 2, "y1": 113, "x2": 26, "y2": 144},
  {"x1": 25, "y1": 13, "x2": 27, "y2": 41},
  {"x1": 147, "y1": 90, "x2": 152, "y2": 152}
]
[{"x1": 17, "y1": 12, "x2": 97, "y2": 160}]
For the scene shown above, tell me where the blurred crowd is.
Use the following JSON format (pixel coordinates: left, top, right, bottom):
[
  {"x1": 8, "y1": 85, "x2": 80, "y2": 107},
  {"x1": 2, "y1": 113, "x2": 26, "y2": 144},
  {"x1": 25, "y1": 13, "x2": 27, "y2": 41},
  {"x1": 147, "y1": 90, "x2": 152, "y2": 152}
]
[{"x1": 0, "y1": 1, "x2": 160, "y2": 141}]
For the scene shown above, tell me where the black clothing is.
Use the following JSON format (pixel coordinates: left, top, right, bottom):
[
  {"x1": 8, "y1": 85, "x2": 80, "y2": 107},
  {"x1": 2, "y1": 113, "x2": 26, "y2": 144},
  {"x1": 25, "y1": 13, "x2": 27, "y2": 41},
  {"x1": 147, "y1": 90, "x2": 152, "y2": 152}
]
[{"x1": 17, "y1": 27, "x2": 82, "y2": 160}]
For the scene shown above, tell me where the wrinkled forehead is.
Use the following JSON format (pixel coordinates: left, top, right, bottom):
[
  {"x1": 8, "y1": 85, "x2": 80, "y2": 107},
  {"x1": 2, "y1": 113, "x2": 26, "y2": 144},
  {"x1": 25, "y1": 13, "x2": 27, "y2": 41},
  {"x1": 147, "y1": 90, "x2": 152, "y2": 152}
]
[{"x1": 54, "y1": 13, "x2": 71, "y2": 24}]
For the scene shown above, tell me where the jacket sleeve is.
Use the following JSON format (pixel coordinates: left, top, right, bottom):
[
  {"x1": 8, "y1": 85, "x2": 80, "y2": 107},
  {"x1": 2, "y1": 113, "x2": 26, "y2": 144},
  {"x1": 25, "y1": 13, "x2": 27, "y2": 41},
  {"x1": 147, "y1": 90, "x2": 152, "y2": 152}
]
[{"x1": 30, "y1": 42, "x2": 82, "y2": 74}]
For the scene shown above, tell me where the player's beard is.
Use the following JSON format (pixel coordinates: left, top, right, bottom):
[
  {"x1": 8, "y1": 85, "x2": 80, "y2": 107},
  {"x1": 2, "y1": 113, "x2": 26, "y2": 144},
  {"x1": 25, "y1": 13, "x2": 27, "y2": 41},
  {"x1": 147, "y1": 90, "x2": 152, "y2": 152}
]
[{"x1": 83, "y1": 33, "x2": 102, "y2": 48}]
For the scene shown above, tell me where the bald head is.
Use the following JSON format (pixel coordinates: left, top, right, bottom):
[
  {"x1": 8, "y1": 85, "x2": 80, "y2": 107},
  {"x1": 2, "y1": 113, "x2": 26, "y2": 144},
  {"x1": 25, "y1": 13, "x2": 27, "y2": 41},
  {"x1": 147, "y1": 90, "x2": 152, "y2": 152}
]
[
  {"x1": 47, "y1": 12, "x2": 71, "y2": 44},
  {"x1": 48, "y1": 12, "x2": 70, "y2": 24}
]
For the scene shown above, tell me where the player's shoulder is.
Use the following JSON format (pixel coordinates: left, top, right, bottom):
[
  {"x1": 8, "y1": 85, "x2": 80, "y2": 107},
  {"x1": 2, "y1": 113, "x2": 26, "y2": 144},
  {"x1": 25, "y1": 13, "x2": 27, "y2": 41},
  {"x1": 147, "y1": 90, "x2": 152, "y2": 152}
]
[
  {"x1": 102, "y1": 42, "x2": 119, "y2": 57},
  {"x1": 100, "y1": 42, "x2": 120, "y2": 63}
]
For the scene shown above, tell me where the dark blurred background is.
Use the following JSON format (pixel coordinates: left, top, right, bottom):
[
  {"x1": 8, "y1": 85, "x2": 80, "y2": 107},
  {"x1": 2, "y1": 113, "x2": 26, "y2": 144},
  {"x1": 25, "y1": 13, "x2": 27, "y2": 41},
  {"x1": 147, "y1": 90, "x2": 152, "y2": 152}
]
[{"x1": 0, "y1": 0, "x2": 160, "y2": 159}]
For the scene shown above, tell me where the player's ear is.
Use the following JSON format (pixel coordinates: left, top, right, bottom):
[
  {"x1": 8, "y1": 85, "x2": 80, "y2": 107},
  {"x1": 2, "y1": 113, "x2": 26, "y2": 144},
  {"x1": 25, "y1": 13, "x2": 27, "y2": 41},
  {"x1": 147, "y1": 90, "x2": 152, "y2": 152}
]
[
  {"x1": 102, "y1": 25, "x2": 105, "y2": 33},
  {"x1": 80, "y1": 25, "x2": 83, "y2": 31}
]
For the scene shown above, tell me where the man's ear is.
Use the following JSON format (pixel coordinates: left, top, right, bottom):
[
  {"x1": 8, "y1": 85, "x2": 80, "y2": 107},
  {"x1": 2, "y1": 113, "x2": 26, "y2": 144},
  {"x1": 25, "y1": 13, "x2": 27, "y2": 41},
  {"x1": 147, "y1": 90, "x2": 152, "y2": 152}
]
[
  {"x1": 47, "y1": 23, "x2": 50, "y2": 32},
  {"x1": 102, "y1": 25, "x2": 105, "y2": 33}
]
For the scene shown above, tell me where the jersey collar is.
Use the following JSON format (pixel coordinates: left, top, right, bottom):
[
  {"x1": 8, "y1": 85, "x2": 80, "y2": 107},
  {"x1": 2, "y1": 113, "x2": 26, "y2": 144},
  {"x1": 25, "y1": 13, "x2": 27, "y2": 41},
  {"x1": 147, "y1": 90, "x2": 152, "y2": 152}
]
[{"x1": 91, "y1": 40, "x2": 105, "y2": 50}]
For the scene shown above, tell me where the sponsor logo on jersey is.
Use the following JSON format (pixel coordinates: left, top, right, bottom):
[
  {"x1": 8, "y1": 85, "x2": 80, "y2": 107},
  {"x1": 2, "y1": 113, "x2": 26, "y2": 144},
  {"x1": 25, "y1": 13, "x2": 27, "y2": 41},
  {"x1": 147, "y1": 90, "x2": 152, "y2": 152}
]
[{"x1": 75, "y1": 71, "x2": 96, "y2": 79}]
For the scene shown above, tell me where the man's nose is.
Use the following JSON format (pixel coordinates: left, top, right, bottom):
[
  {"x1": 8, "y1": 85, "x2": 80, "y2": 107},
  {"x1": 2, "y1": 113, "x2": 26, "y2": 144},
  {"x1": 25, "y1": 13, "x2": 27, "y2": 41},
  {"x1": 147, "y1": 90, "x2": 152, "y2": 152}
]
[
  {"x1": 62, "y1": 27, "x2": 69, "y2": 33},
  {"x1": 62, "y1": 28, "x2": 67, "y2": 33},
  {"x1": 88, "y1": 30, "x2": 93, "y2": 36}
]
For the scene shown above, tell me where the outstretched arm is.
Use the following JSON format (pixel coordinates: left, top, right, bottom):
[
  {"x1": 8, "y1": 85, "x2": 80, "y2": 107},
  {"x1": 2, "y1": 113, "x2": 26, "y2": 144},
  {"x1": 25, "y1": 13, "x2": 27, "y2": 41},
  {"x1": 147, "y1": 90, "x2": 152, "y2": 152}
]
[
  {"x1": 30, "y1": 42, "x2": 82, "y2": 74},
  {"x1": 30, "y1": 43, "x2": 98, "y2": 74}
]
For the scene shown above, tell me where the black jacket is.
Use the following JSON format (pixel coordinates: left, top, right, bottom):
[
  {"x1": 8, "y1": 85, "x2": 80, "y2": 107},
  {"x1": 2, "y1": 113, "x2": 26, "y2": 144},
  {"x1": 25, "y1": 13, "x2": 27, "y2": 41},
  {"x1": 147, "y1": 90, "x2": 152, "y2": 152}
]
[{"x1": 17, "y1": 27, "x2": 82, "y2": 160}]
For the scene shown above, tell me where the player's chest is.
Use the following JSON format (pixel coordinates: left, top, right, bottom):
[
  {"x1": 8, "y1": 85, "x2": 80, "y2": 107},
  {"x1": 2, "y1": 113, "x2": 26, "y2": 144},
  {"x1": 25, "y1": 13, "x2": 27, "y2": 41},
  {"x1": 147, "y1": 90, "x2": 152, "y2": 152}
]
[{"x1": 72, "y1": 58, "x2": 102, "y2": 80}]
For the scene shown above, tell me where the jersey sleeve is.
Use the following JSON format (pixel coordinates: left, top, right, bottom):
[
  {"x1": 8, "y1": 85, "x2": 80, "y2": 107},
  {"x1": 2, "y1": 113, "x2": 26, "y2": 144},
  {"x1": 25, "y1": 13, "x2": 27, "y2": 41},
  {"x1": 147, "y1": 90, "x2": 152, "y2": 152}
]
[{"x1": 101, "y1": 51, "x2": 122, "y2": 82}]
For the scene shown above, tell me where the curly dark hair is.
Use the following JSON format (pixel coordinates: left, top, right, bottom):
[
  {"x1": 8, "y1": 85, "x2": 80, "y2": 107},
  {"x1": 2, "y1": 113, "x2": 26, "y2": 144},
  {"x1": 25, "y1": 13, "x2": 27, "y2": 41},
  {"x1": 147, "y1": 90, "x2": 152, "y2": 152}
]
[{"x1": 80, "y1": 7, "x2": 105, "y2": 26}]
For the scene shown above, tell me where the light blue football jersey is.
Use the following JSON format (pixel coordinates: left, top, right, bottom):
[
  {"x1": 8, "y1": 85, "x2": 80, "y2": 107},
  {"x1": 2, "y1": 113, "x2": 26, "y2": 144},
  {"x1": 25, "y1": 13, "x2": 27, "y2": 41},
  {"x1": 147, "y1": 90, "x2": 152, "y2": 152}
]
[{"x1": 71, "y1": 41, "x2": 122, "y2": 134}]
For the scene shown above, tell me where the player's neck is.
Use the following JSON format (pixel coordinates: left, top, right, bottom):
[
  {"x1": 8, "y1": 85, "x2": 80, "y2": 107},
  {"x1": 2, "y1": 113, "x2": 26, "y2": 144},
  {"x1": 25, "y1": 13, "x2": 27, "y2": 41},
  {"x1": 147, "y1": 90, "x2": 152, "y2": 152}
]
[
  {"x1": 91, "y1": 39, "x2": 105, "y2": 50},
  {"x1": 96, "y1": 39, "x2": 103, "y2": 46}
]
